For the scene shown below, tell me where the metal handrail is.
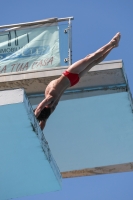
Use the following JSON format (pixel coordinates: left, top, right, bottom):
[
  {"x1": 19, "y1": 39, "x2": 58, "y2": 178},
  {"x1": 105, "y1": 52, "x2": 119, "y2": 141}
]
[{"x1": 0, "y1": 17, "x2": 74, "y2": 30}]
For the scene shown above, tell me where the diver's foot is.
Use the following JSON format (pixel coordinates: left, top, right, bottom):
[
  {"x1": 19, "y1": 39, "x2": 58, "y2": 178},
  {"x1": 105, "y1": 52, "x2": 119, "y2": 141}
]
[{"x1": 110, "y1": 32, "x2": 121, "y2": 47}]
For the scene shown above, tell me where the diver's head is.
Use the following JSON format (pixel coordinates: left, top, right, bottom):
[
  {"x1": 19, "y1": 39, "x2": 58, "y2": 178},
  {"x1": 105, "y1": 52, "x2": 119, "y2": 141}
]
[{"x1": 34, "y1": 107, "x2": 51, "y2": 122}]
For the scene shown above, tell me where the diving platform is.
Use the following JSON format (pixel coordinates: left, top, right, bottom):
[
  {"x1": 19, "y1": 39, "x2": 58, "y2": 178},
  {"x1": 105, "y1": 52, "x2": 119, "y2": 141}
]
[
  {"x1": 0, "y1": 89, "x2": 61, "y2": 200},
  {"x1": 1, "y1": 60, "x2": 133, "y2": 182}
]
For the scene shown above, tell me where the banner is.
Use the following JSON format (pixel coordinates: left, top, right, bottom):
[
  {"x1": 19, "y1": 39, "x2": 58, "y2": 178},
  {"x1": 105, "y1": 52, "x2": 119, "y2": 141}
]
[{"x1": 0, "y1": 24, "x2": 60, "y2": 74}]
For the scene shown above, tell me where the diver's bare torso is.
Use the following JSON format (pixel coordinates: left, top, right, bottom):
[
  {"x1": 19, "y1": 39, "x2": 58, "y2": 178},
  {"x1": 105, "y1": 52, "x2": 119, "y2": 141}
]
[{"x1": 45, "y1": 75, "x2": 70, "y2": 105}]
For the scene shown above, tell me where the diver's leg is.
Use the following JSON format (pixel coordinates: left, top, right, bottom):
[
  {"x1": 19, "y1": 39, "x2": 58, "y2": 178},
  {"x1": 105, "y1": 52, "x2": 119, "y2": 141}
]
[
  {"x1": 79, "y1": 46, "x2": 114, "y2": 77},
  {"x1": 67, "y1": 32, "x2": 120, "y2": 75}
]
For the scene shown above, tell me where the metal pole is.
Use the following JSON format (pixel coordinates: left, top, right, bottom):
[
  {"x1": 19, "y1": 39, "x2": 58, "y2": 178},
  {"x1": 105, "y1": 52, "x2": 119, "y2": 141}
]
[{"x1": 68, "y1": 18, "x2": 72, "y2": 66}]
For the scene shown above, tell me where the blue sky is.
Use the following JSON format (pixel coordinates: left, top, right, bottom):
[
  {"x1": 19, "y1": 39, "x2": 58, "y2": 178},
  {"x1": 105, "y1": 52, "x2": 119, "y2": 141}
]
[{"x1": 1, "y1": 0, "x2": 133, "y2": 199}]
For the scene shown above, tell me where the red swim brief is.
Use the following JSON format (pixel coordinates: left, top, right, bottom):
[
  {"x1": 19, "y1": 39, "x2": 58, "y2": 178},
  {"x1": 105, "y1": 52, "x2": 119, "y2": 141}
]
[{"x1": 63, "y1": 70, "x2": 80, "y2": 87}]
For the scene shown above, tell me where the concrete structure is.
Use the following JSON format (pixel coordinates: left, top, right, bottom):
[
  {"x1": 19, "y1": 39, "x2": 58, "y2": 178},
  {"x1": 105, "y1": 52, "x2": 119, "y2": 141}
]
[
  {"x1": 43, "y1": 60, "x2": 133, "y2": 178},
  {"x1": 0, "y1": 89, "x2": 61, "y2": 200},
  {"x1": 1, "y1": 60, "x2": 133, "y2": 182}
]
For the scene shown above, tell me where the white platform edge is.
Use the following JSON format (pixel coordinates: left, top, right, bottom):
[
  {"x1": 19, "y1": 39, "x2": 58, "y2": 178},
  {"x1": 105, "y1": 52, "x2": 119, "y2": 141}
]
[{"x1": 0, "y1": 60, "x2": 122, "y2": 81}]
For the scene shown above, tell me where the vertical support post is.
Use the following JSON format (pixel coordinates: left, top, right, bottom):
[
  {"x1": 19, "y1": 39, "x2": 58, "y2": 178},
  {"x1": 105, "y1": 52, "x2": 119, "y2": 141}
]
[{"x1": 68, "y1": 18, "x2": 72, "y2": 66}]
